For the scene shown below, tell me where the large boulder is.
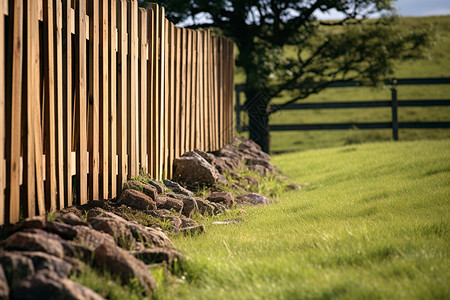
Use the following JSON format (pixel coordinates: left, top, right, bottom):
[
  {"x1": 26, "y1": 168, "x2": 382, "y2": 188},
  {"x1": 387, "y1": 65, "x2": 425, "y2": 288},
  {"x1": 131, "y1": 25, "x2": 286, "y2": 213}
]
[
  {"x1": 57, "y1": 212, "x2": 90, "y2": 227},
  {"x1": 155, "y1": 197, "x2": 184, "y2": 214},
  {"x1": 11, "y1": 270, "x2": 104, "y2": 300},
  {"x1": 192, "y1": 150, "x2": 238, "y2": 177},
  {"x1": 17, "y1": 251, "x2": 72, "y2": 278},
  {"x1": 89, "y1": 213, "x2": 173, "y2": 249},
  {"x1": 195, "y1": 198, "x2": 215, "y2": 216},
  {"x1": 1, "y1": 231, "x2": 64, "y2": 258},
  {"x1": 94, "y1": 243, "x2": 156, "y2": 295},
  {"x1": 164, "y1": 193, "x2": 199, "y2": 218},
  {"x1": 172, "y1": 153, "x2": 226, "y2": 187},
  {"x1": 116, "y1": 189, "x2": 157, "y2": 210},
  {"x1": 0, "y1": 252, "x2": 35, "y2": 289},
  {"x1": 207, "y1": 192, "x2": 235, "y2": 208},
  {"x1": 125, "y1": 180, "x2": 158, "y2": 201},
  {"x1": 45, "y1": 221, "x2": 78, "y2": 240},
  {"x1": 72, "y1": 225, "x2": 116, "y2": 249},
  {"x1": 162, "y1": 180, "x2": 194, "y2": 197},
  {"x1": 147, "y1": 180, "x2": 168, "y2": 194},
  {"x1": 131, "y1": 247, "x2": 183, "y2": 266}
]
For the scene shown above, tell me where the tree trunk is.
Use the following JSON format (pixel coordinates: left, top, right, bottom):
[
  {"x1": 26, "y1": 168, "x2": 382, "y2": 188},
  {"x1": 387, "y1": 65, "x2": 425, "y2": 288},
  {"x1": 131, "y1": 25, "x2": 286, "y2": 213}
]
[{"x1": 245, "y1": 90, "x2": 270, "y2": 153}]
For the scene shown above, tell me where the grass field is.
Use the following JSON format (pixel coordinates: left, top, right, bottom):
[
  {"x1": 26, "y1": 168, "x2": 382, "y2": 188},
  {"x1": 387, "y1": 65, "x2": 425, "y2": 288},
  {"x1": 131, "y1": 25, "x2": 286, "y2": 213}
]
[
  {"x1": 235, "y1": 15, "x2": 450, "y2": 153},
  {"x1": 155, "y1": 139, "x2": 449, "y2": 299}
]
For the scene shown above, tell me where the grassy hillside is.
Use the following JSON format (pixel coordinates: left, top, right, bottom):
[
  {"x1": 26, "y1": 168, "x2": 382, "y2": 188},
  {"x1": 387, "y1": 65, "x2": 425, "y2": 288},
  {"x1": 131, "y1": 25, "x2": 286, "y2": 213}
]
[
  {"x1": 235, "y1": 15, "x2": 450, "y2": 153},
  {"x1": 156, "y1": 139, "x2": 450, "y2": 299}
]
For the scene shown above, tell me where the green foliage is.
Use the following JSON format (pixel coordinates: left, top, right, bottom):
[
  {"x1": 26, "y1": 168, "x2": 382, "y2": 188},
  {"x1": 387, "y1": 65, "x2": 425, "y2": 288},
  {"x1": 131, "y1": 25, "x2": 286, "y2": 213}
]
[
  {"x1": 194, "y1": 186, "x2": 211, "y2": 198},
  {"x1": 243, "y1": 15, "x2": 450, "y2": 153},
  {"x1": 155, "y1": 139, "x2": 450, "y2": 299}
]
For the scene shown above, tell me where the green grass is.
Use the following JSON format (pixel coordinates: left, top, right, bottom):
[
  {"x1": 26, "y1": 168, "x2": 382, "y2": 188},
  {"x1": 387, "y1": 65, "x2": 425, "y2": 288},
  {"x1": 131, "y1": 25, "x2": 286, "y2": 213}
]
[
  {"x1": 156, "y1": 139, "x2": 450, "y2": 299},
  {"x1": 235, "y1": 15, "x2": 450, "y2": 153}
]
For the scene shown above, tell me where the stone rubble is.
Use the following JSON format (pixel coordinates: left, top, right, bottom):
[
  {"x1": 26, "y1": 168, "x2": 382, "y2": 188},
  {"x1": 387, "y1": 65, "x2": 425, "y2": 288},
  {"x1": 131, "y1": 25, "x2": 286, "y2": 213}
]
[{"x1": 0, "y1": 137, "x2": 281, "y2": 299}]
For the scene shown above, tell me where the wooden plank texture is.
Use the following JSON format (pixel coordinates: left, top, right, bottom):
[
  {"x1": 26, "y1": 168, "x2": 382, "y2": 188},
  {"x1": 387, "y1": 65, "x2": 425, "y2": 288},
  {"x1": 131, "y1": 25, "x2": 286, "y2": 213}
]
[
  {"x1": 179, "y1": 28, "x2": 186, "y2": 156},
  {"x1": 147, "y1": 6, "x2": 157, "y2": 177},
  {"x1": 6, "y1": 0, "x2": 23, "y2": 222},
  {"x1": 44, "y1": 0, "x2": 57, "y2": 211},
  {"x1": 168, "y1": 22, "x2": 175, "y2": 178},
  {"x1": 88, "y1": 0, "x2": 99, "y2": 201},
  {"x1": 55, "y1": 0, "x2": 64, "y2": 208},
  {"x1": 185, "y1": 29, "x2": 192, "y2": 153},
  {"x1": 100, "y1": 0, "x2": 108, "y2": 198},
  {"x1": 0, "y1": 0, "x2": 5, "y2": 224},
  {"x1": 138, "y1": 8, "x2": 147, "y2": 173},
  {"x1": 163, "y1": 19, "x2": 169, "y2": 178},
  {"x1": 76, "y1": 0, "x2": 88, "y2": 205},
  {"x1": 63, "y1": 0, "x2": 73, "y2": 206},
  {"x1": 127, "y1": 0, "x2": 137, "y2": 177},
  {"x1": 117, "y1": 0, "x2": 127, "y2": 193},
  {"x1": 109, "y1": 0, "x2": 117, "y2": 198},
  {"x1": 174, "y1": 27, "x2": 181, "y2": 159},
  {"x1": 158, "y1": 6, "x2": 165, "y2": 179}
]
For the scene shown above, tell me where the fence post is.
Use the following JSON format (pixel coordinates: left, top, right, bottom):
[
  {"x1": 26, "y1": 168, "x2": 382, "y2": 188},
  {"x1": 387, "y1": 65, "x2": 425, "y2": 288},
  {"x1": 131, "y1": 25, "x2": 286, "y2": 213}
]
[{"x1": 391, "y1": 79, "x2": 399, "y2": 141}]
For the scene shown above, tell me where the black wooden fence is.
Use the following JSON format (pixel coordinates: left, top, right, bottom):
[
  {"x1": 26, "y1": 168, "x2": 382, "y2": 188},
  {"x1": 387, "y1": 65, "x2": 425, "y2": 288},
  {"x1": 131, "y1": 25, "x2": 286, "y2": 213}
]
[{"x1": 235, "y1": 78, "x2": 450, "y2": 140}]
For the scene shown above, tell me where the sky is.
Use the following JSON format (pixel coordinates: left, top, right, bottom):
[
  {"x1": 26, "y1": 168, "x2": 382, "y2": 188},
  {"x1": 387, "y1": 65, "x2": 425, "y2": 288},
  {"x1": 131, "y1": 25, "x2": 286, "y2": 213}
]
[{"x1": 316, "y1": 0, "x2": 450, "y2": 20}]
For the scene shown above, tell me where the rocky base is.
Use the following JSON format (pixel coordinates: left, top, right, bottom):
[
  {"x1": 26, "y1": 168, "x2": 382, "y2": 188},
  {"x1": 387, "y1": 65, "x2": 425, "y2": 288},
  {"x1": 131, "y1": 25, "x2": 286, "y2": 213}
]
[{"x1": 0, "y1": 137, "x2": 281, "y2": 299}]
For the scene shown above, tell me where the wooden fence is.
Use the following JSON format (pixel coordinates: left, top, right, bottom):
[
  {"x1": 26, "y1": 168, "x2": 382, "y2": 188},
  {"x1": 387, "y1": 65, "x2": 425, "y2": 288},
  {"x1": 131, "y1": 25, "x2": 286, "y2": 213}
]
[
  {"x1": 0, "y1": 0, "x2": 235, "y2": 225},
  {"x1": 236, "y1": 78, "x2": 450, "y2": 140}
]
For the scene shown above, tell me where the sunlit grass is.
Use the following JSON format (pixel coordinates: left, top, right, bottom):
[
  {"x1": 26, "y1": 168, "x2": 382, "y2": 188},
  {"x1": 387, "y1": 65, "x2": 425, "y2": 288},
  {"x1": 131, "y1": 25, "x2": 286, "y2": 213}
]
[{"x1": 156, "y1": 139, "x2": 450, "y2": 299}]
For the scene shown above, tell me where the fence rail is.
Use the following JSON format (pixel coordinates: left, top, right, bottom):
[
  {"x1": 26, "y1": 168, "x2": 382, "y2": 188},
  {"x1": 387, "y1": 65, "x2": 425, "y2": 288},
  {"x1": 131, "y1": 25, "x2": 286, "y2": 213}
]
[
  {"x1": 0, "y1": 0, "x2": 235, "y2": 224},
  {"x1": 236, "y1": 78, "x2": 450, "y2": 141}
]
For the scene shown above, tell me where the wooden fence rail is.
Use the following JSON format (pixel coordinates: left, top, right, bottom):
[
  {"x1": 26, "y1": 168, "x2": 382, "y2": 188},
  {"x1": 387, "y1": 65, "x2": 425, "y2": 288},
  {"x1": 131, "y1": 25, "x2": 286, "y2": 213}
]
[
  {"x1": 0, "y1": 0, "x2": 235, "y2": 224},
  {"x1": 235, "y1": 78, "x2": 450, "y2": 140}
]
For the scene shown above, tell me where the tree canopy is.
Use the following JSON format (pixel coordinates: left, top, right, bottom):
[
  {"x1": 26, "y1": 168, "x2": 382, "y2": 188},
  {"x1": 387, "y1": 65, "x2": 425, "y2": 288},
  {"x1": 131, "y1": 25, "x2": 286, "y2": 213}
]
[{"x1": 141, "y1": 0, "x2": 433, "y2": 152}]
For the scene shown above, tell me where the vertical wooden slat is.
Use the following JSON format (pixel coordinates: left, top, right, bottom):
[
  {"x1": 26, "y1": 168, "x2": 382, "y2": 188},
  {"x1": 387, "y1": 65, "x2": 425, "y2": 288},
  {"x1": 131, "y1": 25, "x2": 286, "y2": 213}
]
[
  {"x1": 127, "y1": 0, "x2": 137, "y2": 177},
  {"x1": 100, "y1": 0, "x2": 108, "y2": 198},
  {"x1": 0, "y1": 0, "x2": 5, "y2": 223},
  {"x1": 117, "y1": 0, "x2": 127, "y2": 193},
  {"x1": 194, "y1": 31, "x2": 201, "y2": 149},
  {"x1": 230, "y1": 39, "x2": 235, "y2": 142},
  {"x1": 138, "y1": 8, "x2": 147, "y2": 173},
  {"x1": 6, "y1": 0, "x2": 23, "y2": 222},
  {"x1": 174, "y1": 27, "x2": 181, "y2": 159},
  {"x1": 213, "y1": 37, "x2": 219, "y2": 150},
  {"x1": 185, "y1": 29, "x2": 192, "y2": 153},
  {"x1": 109, "y1": 0, "x2": 117, "y2": 198},
  {"x1": 62, "y1": 0, "x2": 72, "y2": 206},
  {"x1": 128, "y1": 0, "x2": 135, "y2": 177},
  {"x1": 191, "y1": 30, "x2": 197, "y2": 151},
  {"x1": 158, "y1": 6, "x2": 165, "y2": 179},
  {"x1": 179, "y1": 28, "x2": 186, "y2": 156},
  {"x1": 33, "y1": 0, "x2": 45, "y2": 215},
  {"x1": 197, "y1": 31, "x2": 204, "y2": 150},
  {"x1": 163, "y1": 19, "x2": 168, "y2": 178},
  {"x1": 55, "y1": 0, "x2": 64, "y2": 208},
  {"x1": 44, "y1": 0, "x2": 57, "y2": 211},
  {"x1": 149, "y1": 3, "x2": 159, "y2": 179},
  {"x1": 147, "y1": 7, "x2": 157, "y2": 177},
  {"x1": 76, "y1": 0, "x2": 88, "y2": 205},
  {"x1": 168, "y1": 22, "x2": 175, "y2": 178},
  {"x1": 24, "y1": 0, "x2": 36, "y2": 219},
  {"x1": 218, "y1": 37, "x2": 224, "y2": 148},
  {"x1": 207, "y1": 31, "x2": 215, "y2": 151},
  {"x1": 203, "y1": 31, "x2": 210, "y2": 151},
  {"x1": 88, "y1": 0, "x2": 99, "y2": 201}
]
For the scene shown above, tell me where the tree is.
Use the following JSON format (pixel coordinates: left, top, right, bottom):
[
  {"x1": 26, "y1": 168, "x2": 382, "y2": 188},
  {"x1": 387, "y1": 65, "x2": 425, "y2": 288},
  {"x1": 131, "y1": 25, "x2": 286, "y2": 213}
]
[{"x1": 141, "y1": 0, "x2": 433, "y2": 152}]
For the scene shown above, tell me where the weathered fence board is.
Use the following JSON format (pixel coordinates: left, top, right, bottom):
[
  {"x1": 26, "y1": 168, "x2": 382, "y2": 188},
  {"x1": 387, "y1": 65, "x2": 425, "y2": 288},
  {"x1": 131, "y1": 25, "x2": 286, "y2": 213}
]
[{"x1": 0, "y1": 1, "x2": 235, "y2": 224}]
